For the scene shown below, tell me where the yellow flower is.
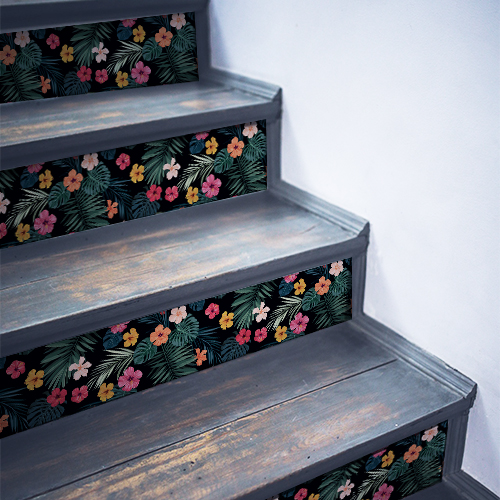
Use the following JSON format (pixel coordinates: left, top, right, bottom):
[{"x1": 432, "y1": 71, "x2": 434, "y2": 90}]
[
  {"x1": 39, "y1": 169, "x2": 53, "y2": 189},
  {"x1": 219, "y1": 311, "x2": 234, "y2": 330},
  {"x1": 15, "y1": 223, "x2": 30, "y2": 242},
  {"x1": 130, "y1": 164, "x2": 145, "y2": 183},
  {"x1": 133, "y1": 25, "x2": 146, "y2": 43},
  {"x1": 309, "y1": 495, "x2": 320, "y2": 500},
  {"x1": 98, "y1": 383, "x2": 114, "y2": 402},
  {"x1": 382, "y1": 450, "x2": 395, "y2": 468},
  {"x1": 116, "y1": 71, "x2": 129, "y2": 88},
  {"x1": 294, "y1": 278, "x2": 306, "y2": 295},
  {"x1": 205, "y1": 137, "x2": 218, "y2": 155},
  {"x1": 186, "y1": 186, "x2": 199, "y2": 205},
  {"x1": 275, "y1": 326, "x2": 287, "y2": 342},
  {"x1": 123, "y1": 328, "x2": 139, "y2": 347},
  {"x1": 25, "y1": 369, "x2": 44, "y2": 390},
  {"x1": 60, "y1": 44, "x2": 73, "y2": 63}
]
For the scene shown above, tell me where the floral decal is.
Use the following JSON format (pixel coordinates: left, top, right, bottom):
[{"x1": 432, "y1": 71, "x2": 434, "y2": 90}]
[
  {"x1": 0, "y1": 13, "x2": 198, "y2": 103},
  {"x1": 0, "y1": 121, "x2": 267, "y2": 248},
  {"x1": 271, "y1": 422, "x2": 448, "y2": 500},
  {"x1": 0, "y1": 259, "x2": 352, "y2": 438}
]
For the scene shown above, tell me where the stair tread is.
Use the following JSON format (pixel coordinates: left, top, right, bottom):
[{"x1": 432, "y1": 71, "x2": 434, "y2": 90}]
[
  {"x1": 0, "y1": 321, "x2": 469, "y2": 500},
  {"x1": 0, "y1": 77, "x2": 280, "y2": 170},
  {"x1": 0, "y1": 191, "x2": 365, "y2": 355}
]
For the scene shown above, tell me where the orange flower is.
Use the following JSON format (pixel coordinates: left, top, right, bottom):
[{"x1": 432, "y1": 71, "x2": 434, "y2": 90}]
[
  {"x1": 133, "y1": 25, "x2": 146, "y2": 43},
  {"x1": 123, "y1": 328, "x2": 139, "y2": 347},
  {"x1": 106, "y1": 200, "x2": 118, "y2": 219},
  {"x1": 150, "y1": 324, "x2": 171, "y2": 346},
  {"x1": 63, "y1": 169, "x2": 83, "y2": 192},
  {"x1": 155, "y1": 27, "x2": 173, "y2": 48},
  {"x1": 219, "y1": 311, "x2": 234, "y2": 330},
  {"x1": 0, "y1": 45, "x2": 17, "y2": 65},
  {"x1": 195, "y1": 348, "x2": 207, "y2": 366},
  {"x1": 98, "y1": 383, "x2": 114, "y2": 402},
  {"x1": 39, "y1": 169, "x2": 53, "y2": 189},
  {"x1": 315, "y1": 276, "x2": 331, "y2": 295},
  {"x1": 15, "y1": 223, "x2": 30, "y2": 242},
  {"x1": 294, "y1": 278, "x2": 306, "y2": 295},
  {"x1": 227, "y1": 137, "x2": 245, "y2": 158},
  {"x1": 382, "y1": 450, "x2": 395, "y2": 467},
  {"x1": 404, "y1": 444, "x2": 422, "y2": 463},
  {"x1": 40, "y1": 76, "x2": 51, "y2": 94},
  {"x1": 0, "y1": 414, "x2": 9, "y2": 433}
]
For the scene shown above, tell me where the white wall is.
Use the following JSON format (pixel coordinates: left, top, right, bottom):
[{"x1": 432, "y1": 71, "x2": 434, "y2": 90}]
[{"x1": 210, "y1": 0, "x2": 500, "y2": 494}]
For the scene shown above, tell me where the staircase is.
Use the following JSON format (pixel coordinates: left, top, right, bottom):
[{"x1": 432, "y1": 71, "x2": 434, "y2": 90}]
[{"x1": 0, "y1": 1, "x2": 493, "y2": 499}]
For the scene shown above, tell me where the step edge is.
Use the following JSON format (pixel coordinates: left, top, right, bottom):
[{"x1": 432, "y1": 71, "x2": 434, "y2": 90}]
[{"x1": 445, "y1": 470, "x2": 500, "y2": 500}]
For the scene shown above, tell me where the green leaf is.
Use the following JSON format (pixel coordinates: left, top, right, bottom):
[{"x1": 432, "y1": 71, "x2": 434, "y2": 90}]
[
  {"x1": 133, "y1": 338, "x2": 158, "y2": 364},
  {"x1": 147, "y1": 343, "x2": 197, "y2": 385},
  {"x1": 0, "y1": 388, "x2": 28, "y2": 433},
  {"x1": 62, "y1": 190, "x2": 109, "y2": 233},
  {"x1": 243, "y1": 130, "x2": 267, "y2": 161},
  {"x1": 231, "y1": 282, "x2": 277, "y2": 330},
  {"x1": 132, "y1": 192, "x2": 160, "y2": 219},
  {"x1": 5, "y1": 188, "x2": 49, "y2": 229},
  {"x1": 48, "y1": 182, "x2": 71, "y2": 209},
  {"x1": 177, "y1": 154, "x2": 214, "y2": 192},
  {"x1": 170, "y1": 315, "x2": 199, "y2": 346},
  {"x1": 0, "y1": 168, "x2": 19, "y2": 191},
  {"x1": 155, "y1": 46, "x2": 198, "y2": 84},
  {"x1": 354, "y1": 469, "x2": 389, "y2": 500},
  {"x1": 388, "y1": 456, "x2": 409, "y2": 481},
  {"x1": 142, "y1": 136, "x2": 187, "y2": 185},
  {"x1": 330, "y1": 269, "x2": 352, "y2": 296},
  {"x1": 37, "y1": 56, "x2": 65, "y2": 96},
  {"x1": 319, "y1": 459, "x2": 364, "y2": 500},
  {"x1": 192, "y1": 327, "x2": 222, "y2": 366},
  {"x1": 265, "y1": 296, "x2": 303, "y2": 332},
  {"x1": 398, "y1": 457, "x2": 442, "y2": 497},
  {"x1": 171, "y1": 23, "x2": 196, "y2": 52},
  {"x1": 142, "y1": 37, "x2": 162, "y2": 61},
  {"x1": 213, "y1": 149, "x2": 233, "y2": 174},
  {"x1": 104, "y1": 179, "x2": 133, "y2": 220},
  {"x1": 27, "y1": 398, "x2": 64, "y2": 429},
  {"x1": 16, "y1": 42, "x2": 42, "y2": 70},
  {"x1": 221, "y1": 337, "x2": 249, "y2": 362},
  {"x1": 81, "y1": 163, "x2": 111, "y2": 195},
  {"x1": 301, "y1": 288, "x2": 321, "y2": 311},
  {"x1": 312, "y1": 292, "x2": 351, "y2": 330},
  {"x1": 0, "y1": 65, "x2": 42, "y2": 102},
  {"x1": 87, "y1": 348, "x2": 134, "y2": 389},
  {"x1": 71, "y1": 22, "x2": 114, "y2": 67},
  {"x1": 106, "y1": 41, "x2": 143, "y2": 75},
  {"x1": 225, "y1": 156, "x2": 267, "y2": 196},
  {"x1": 64, "y1": 71, "x2": 91, "y2": 96},
  {"x1": 419, "y1": 432, "x2": 446, "y2": 461}
]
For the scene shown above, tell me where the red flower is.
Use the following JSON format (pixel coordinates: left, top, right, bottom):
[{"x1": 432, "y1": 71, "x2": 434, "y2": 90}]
[
  {"x1": 254, "y1": 327, "x2": 267, "y2": 342},
  {"x1": 110, "y1": 322, "x2": 129, "y2": 334},
  {"x1": 235, "y1": 329, "x2": 251, "y2": 345},
  {"x1": 95, "y1": 69, "x2": 108, "y2": 84},
  {"x1": 71, "y1": 386, "x2": 88, "y2": 403},
  {"x1": 146, "y1": 184, "x2": 162, "y2": 202},
  {"x1": 46, "y1": 33, "x2": 60, "y2": 49},
  {"x1": 77, "y1": 66, "x2": 92, "y2": 82},
  {"x1": 6, "y1": 360, "x2": 25, "y2": 379},
  {"x1": 165, "y1": 186, "x2": 179, "y2": 202},
  {"x1": 116, "y1": 153, "x2": 130, "y2": 170},
  {"x1": 47, "y1": 388, "x2": 67, "y2": 407},
  {"x1": 205, "y1": 303, "x2": 220, "y2": 319},
  {"x1": 295, "y1": 489, "x2": 308, "y2": 500}
]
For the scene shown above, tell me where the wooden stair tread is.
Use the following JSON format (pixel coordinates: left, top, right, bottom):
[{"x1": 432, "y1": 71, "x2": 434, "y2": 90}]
[
  {"x1": 0, "y1": 191, "x2": 367, "y2": 356},
  {"x1": 0, "y1": 321, "x2": 472, "y2": 500}
]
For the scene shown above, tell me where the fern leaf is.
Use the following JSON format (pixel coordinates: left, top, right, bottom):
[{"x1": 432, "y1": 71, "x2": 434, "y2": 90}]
[
  {"x1": 62, "y1": 190, "x2": 108, "y2": 233},
  {"x1": 265, "y1": 296, "x2": 303, "y2": 331},
  {"x1": 106, "y1": 41, "x2": 143, "y2": 75},
  {"x1": 71, "y1": 22, "x2": 114, "y2": 67},
  {"x1": 177, "y1": 154, "x2": 215, "y2": 191},
  {"x1": 87, "y1": 348, "x2": 134, "y2": 389},
  {"x1": 155, "y1": 47, "x2": 198, "y2": 84},
  {"x1": 147, "y1": 343, "x2": 197, "y2": 385},
  {"x1": 5, "y1": 189, "x2": 49, "y2": 229},
  {"x1": 0, "y1": 65, "x2": 42, "y2": 102},
  {"x1": 231, "y1": 282, "x2": 277, "y2": 330},
  {"x1": 225, "y1": 156, "x2": 266, "y2": 196},
  {"x1": 0, "y1": 388, "x2": 28, "y2": 433}
]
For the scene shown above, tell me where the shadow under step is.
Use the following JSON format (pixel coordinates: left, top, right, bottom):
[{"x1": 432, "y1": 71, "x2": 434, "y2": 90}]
[{"x1": 0, "y1": 320, "x2": 476, "y2": 500}]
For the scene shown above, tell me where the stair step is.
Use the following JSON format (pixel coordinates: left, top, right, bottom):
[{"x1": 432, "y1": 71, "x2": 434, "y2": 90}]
[
  {"x1": 0, "y1": 320, "x2": 475, "y2": 500},
  {"x1": 0, "y1": 190, "x2": 367, "y2": 357}
]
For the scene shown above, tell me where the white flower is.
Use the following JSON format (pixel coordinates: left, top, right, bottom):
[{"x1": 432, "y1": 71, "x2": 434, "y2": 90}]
[
  {"x1": 169, "y1": 306, "x2": 187, "y2": 325},
  {"x1": 242, "y1": 122, "x2": 258, "y2": 139},
  {"x1": 170, "y1": 13, "x2": 186, "y2": 30},
  {"x1": 69, "y1": 356, "x2": 92, "y2": 380},
  {"x1": 338, "y1": 479, "x2": 355, "y2": 499},
  {"x1": 329, "y1": 261, "x2": 344, "y2": 277},
  {"x1": 92, "y1": 42, "x2": 109, "y2": 63},
  {"x1": 422, "y1": 426, "x2": 439, "y2": 442},
  {"x1": 81, "y1": 153, "x2": 99, "y2": 171},
  {"x1": 252, "y1": 302, "x2": 270, "y2": 323},
  {"x1": 14, "y1": 31, "x2": 30, "y2": 48},
  {"x1": 0, "y1": 192, "x2": 10, "y2": 215},
  {"x1": 163, "y1": 158, "x2": 180, "y2": 180}
]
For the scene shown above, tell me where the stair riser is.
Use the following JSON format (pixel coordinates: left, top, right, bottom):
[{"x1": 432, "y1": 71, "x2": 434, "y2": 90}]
[
  {"x1": 0, "y1": 120, "x2": 267, "y2": 248},
  {"x1": 0, "y1": 258, "x2": 352, "y2": 438}
]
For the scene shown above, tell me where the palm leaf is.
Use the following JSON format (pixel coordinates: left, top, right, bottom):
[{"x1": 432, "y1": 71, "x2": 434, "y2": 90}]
[
  {"x1": 16, "y1": 42, "x2": 42, "y2": 70},
  {"x1": 225, "y1": 156, "x2": 266, "y2": 196},
  {"x1": 6, "y1": 189, "x2": 49, "y2": 229},
  {"x1": 0, "y1": 168, "x2": 20, "y2": 191},
  {"x1": 104, "y1": 179, "x2": 133, "y2": 220},
  {"x1": 142, "y1": 136, "x2": 187, "y2": 185},
  {"x1": 147, "y1": 343, "x2": 197, "y2": 385},
  {"x1": 312, "y1": 292, "x2": 351, "y2": 330},
  {"x1": 62, "y1": 190, "x2": 109, "y2": 233},
  {"x1": 192, "y1": 327, "x2": 222, "y2": 366},
  {"x1": 355, "y1": 469, "x2": 389, "y2": 500},
  {"x1": 243, "y1": 130, "x2": 267, "y2": 161},
  {"x1": 419, "y1": 432, "x2": 446, "y2": 461},
  {"x1": 37, "y1": 56, "x2": 66, "y2": 96},
  {"x1": 155, "y1": 47, "x2": 198, "y2": 84},
  {"x1": 0, "y1": 65, "x2": 42, "y2": 102},
  {"x1": 71, "y1": 22, "x2": 114, "y2": 67},
  {"x1": 398, "y1": 458, "x2": 442, "y2": 497},
  {"x1": 106, "y1": 41, "x2": 143, "y2": 75},
  {"x1": 81, "y1": 163, "x2": 111, "y2": 195},
  {"x1": 41, "y1": 331, "x2": 100, "y2": 390},
  {"x1": 177, "y1": 154, "x2": 215, "y2": 191},
  {"x1": 265, "y1": 295, "x2": 303, "y2": 332},
  {"x1": 171, "y1": 23, "x2": 196, "y2": 52},
  {"x1": 221, "y1": 336, "x2": 249, "y2": 362},
  {"x1": 319, "y1": 460, "x2": 363, "y2": 500},
  {"x1": 143, "y1": 16, "x2": 170, "y2": 29},
  {"x1": 330, "y1": 269, "x2": 352, "y2": 296},
  {"x1": 169, "y1": 315, "x2": 199, "y2": 347},
  {"x1": 64, "y1": 71, "x2": 91, "y2": 96},
  {"x1": 87, "y1": 348, "x2": 134, "y2": 389},
  {"x1": 0, "y1": 387, "x2": 28, "y2": 433},
  {"x1": 137, "y1": 311, "x2": 169, "y2": 327},
  {"x1": 231, "y1": 282, "x2": 277, "y2": 330},
  {"x1": 27, "y1": 398, "x2": 64, "y2": 429}
]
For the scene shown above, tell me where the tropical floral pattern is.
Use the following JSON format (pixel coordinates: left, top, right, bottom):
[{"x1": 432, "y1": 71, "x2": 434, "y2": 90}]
[
  {"x1": 0, "y1": 121, "x2": 267, "y2": 248},
  {"x1": 0, "y1": 13, "x2": 198, "y2": 103},
  {"x1": 0, "y1": 259, "x2": 352, "y2": 438},
  {"x1": 268, "y1": 421, "x2": 448, "y2": 500}
]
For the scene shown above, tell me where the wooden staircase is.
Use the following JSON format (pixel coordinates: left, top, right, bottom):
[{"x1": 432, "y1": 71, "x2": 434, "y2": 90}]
[{"x1": 0, "y1": 1, "x2": 493, "y2": 499}]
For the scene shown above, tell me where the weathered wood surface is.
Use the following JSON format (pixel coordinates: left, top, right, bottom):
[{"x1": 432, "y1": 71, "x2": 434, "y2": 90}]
[
  {"x1": 0, "y1": 191, "x2": 366, "y2": 356},
  {"x1": 0, "y1": 78, "x2": 280, "y2": 170},
  {"x1": 27, "y1": 359, "x2": 461, "y2": 500},
  {"x1": 1, "y1": 323, "x2": 396, "y2": 500}
]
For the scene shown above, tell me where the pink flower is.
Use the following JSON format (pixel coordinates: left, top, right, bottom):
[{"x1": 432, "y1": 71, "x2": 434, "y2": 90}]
[
  {"x1": 242, "y1": 122, "x2": 258, "y2": 138},
  {"x1": 235, "y1": 329, "x2": 251, "y2": 345},
  {"x1": 330, "y1": 261, "x2": 344, "y2": 277},
  {"x1": 121, "y1": 18, "x2": 137, "y2": 27},
  {"x1": 0, "y1": 223, "x2": 6, "y2": 239},
  {"x1": 71, "y1": 386, "x2": 88, "y2": 403},
  {"x1": 169, "y1": 306, "x2": 187, "y2": 325},
  {"x1": 283, "y1": 273, "x2": 298, "y2": 283},
  {"x1": 202, "y1": 174, "x2": 222, "y2": 198},
  {"x1": 95, "y1": 69, "x2": 108, "y2": 84},
  {"x1": 337, "y1": 479, "x2": 355, "y2": 499},
  {"x1": 68, "y1": 356, "x2": 92, "y2": 380},
  {"x1": 422, "y1": 426, "x2": 439, "y2": 442},
  {"x1": 77, "y1": 65, "x2": 92, "y2": 82},
  {"x1": 92, "y1": 42, "x2": 109, "y2": 63},
  {"x1": 27, "y1": 163, "x2": 44, "y2": 173},
  {"x1": 252, "y1": 302, "x2": 270, "y2": 323},
  {"x1": 46, "y1": 33, "x2": 60, "y2": 49},
  {"x1": 196, "y1": 131, "x2": 209, "y2": 140},
  {"x1": 146, "y1": 184, "x2": 162, "y2": 202},
  {"x1": 163, "y1": 158, "x2": 180, "y2": 180},
  {"x1": 295, "y1": 489, "x2": 308, "y2": 500},
  {"x1": 165, "y1": 186, "x2": 179, "y2": 202},
  {"x1": 0, "y1": 193, "x2": 9, "y2": 214},
  {"x1": 47, "y1": 388, "x2": 67, "y2": 407},
  {"x1": 34, "y1": 210, "x2": 56, "y2": 235},
  {"x1": 116, "y1": 153, "x2": 131, "y2": 170},
  {"x1": 373, "y1": 484, "x2": 394, "y2": 500},
  {"x1": 118, "y1": 366, "x2": 143, "y2": 391},
  {"x1": 254, "y1": 327, "x2": 267, "y2": 343},
  {"x1": 131, "y1": 61, "x2": 151, "y2": 84},
  {"x1": 110, "y1": 322, "x2": 130, "y2": 334},
  {"x1": 290, "y1": 312, "x2": 309, "y2": 334},
  {"x1": 373, "y1": 449, "x2": 387, "y2": 457},
  {"x1": 205, "y1": 303, "x2": 219, "y2": 319},
  {"x1": 6, "y1": 360, "x2": 25, "y2": 379}
]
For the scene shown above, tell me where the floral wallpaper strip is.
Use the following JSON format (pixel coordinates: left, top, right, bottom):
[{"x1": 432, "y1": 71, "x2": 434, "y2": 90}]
[
  {"x1": 0, "y1": 120, "x2": 267, "y2": 248},
  {"x1": 268, "y1": 421, "x2": 448, "y2": 500},
  {"x1": 0, "y1": 259, "x2": 352, "y2": 438},
  {"x1": 0, "y1": 13, "x2": 198, "y2": 103}
]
